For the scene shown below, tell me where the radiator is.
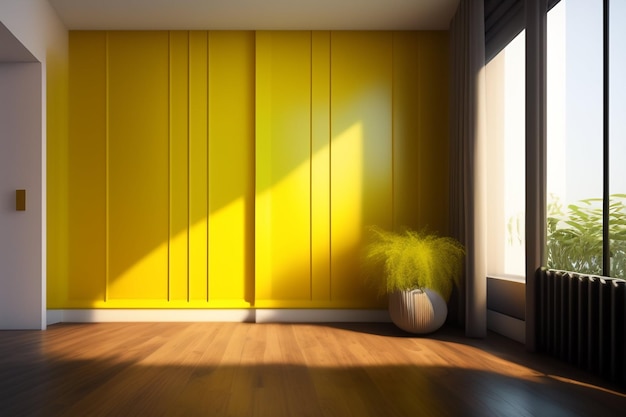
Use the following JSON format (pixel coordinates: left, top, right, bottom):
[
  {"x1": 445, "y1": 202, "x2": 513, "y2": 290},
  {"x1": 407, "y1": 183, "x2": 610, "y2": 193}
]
[{"x1": 536, "y1": 268, "x2": 626, "y2": 384}]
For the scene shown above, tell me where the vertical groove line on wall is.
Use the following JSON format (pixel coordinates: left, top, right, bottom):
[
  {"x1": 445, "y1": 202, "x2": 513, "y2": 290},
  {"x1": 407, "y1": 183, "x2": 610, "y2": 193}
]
[
  {"x1": 309, "y1": 31, "x2": 314, "y2": 301},
  {"x1": 167, "y1": 32, "x2": 172, "y2": 302},
  {"x1": 250, "y1": 31, "x2": 255, "y2": 308},
  {"x1": 391, "y1": 32, "x2": 395, "y2": 232},
  {"x1": 416, "y1": 35, "x2": 422, "y2": 228},
  {"x1": 206, "y1": 31, "x2": 210, "y2": 303},
  {"x1": 187, "y1": 32, "x2": 191, "y2": 303},
  {"x1": 104, "y1": 31, "x2": 110, "y2": 303},
  {"x1": 328, "y1": 31, "x2": 333, "y2": 301}
]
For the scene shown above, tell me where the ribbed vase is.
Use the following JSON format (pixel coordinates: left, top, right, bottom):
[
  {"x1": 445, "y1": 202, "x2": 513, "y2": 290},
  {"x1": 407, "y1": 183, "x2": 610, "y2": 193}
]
[{"x1": 388, "y1": 289, "x2": 448, "y2": 334}]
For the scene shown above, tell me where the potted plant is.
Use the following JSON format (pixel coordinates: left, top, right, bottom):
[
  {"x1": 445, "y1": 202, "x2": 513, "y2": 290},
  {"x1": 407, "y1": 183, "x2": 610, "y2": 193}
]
[{"x1": 363, "y1": 226, "x2": 465, "y2": 334}]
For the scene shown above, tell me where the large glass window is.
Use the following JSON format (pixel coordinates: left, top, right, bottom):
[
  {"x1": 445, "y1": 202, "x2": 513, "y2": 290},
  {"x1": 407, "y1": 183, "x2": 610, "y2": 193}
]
[
  {"x1": 609, "y1": 1, "x2": 626, "y2": 277},
  {"x1": 486, "y1": 30, "x2": 526, "y2": 279},
  {"x1": 546, "y1": 0, "x2": 625, "y2": 277}
]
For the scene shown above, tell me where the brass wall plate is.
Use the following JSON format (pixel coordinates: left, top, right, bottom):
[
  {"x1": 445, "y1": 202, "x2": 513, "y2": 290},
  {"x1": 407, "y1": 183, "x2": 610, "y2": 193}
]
[{"x1": 16, "y1": 189, "x2": 26, "y2": 211}]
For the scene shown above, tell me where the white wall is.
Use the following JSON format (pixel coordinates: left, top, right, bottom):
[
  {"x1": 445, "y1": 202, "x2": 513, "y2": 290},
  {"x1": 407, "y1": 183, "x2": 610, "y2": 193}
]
[
  {"x1": 0, "y1": 0, "x2": 68, "y2": 329},
  {"x1": 0, "y1": 0, "x2": 67, "y2": 62},
  {"x1": 0, "y1": 63, "x2": 43, "y2": 329}
]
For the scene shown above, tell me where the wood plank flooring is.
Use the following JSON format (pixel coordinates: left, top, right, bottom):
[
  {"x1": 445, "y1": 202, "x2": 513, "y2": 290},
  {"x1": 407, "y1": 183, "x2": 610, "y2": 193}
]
[{"x1": 1, "y1": 322, "x2": 625, "y2": 416}]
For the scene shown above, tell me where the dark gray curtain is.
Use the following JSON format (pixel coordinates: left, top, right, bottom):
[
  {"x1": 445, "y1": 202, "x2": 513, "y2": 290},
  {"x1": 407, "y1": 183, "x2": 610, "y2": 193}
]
[
  {"x1": 525, "y1": 0, "x2": 548, "y2": 352},
  {"x1": 449, "y1": 0, "x2": 488, "y2": 338}
]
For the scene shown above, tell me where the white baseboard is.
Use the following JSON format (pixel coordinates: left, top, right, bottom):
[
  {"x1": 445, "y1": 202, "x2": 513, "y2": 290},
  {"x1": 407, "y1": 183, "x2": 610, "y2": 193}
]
[
  {"x1": 47, "y1": 309, "x2": 64, "y2": 325},
  {"x1": 47, "y1": 309, "x2": 391, "y2": 324},
  {"x1": 50, "y1": 309, "x2": 256, "y2": 323},
  {"x1": 255, "y1": 309, "x2": 390, "y2": 323},
  {"x1": 48, "y1": 309, "x2": 523, "y2": 340},
  {"x1": 487, "y1": 309, "x2": 525, "y2": 344}
]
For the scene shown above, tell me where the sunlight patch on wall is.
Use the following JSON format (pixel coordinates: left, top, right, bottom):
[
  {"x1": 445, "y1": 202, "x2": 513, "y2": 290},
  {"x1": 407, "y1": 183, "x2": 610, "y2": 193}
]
[
  {"x1": 256, "y1": 150, "x2": 312, "y2": 300},
  {"x1": 331, "y1": 122, "x2": 364, "y2": 254}
]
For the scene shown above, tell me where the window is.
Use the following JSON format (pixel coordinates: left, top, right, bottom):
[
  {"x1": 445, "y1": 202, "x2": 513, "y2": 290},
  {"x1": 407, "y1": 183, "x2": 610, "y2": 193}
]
[
  {"x1": 546, "y1": 0, "x2": 626, "y2": 277},
  {"x1": 486, "y1": 29, "x2": 526, "y2": 279},
  {"x1": 609, "y1": 1, "x2": 626, "y2": 277}
]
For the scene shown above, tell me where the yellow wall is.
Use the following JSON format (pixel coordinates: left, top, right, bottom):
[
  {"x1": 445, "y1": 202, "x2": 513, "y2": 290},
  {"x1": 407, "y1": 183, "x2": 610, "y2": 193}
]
[
  {"x1": 46, "y1": 33, "x2": 70, "y2": 308},
  {"x1": 48, "y1": 30, "x2": 449, "y2": 309}
]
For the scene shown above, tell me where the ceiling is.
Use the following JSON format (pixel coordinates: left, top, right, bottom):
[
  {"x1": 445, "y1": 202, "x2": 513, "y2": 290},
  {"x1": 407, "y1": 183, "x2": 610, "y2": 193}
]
[{"x1": 47, "y1": 0, "x2": 460, "y2": 31}]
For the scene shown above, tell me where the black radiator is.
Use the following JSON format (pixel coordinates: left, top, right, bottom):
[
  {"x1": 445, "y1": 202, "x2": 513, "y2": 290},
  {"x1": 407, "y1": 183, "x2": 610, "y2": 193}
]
[{"x1": 536, "y1": 268, "x2": 626, "y2": 384}]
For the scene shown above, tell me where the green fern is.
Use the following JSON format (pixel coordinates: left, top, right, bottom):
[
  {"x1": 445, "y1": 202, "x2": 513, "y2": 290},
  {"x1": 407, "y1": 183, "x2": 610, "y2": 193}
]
[{"x1": 363, "y1": 226, "x2": 465, "y2": 302}]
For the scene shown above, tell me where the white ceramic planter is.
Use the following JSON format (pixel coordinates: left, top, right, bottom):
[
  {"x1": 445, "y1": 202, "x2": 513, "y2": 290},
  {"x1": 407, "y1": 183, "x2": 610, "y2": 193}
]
[{"x1": 388, "y1": 289, "x2": 448, "y2": 334}]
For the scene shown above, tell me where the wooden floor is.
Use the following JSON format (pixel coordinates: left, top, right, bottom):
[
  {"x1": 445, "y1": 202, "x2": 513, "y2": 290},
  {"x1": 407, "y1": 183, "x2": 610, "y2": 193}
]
[{"x1": 1, "y1": 323, "x2": 625, "y2": 417}]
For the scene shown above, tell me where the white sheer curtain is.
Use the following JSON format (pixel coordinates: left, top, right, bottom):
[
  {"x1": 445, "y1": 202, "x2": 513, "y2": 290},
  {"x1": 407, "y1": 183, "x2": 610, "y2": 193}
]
[{"x1": 449, "y1": 0, "x2": 488, "y2": 338}]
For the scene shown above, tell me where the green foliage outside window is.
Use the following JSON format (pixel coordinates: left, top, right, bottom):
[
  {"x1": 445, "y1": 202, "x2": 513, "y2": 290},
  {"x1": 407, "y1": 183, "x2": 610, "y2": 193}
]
[{"x1": 546, "y1": 194, "x2": 626, "y2": 278}]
